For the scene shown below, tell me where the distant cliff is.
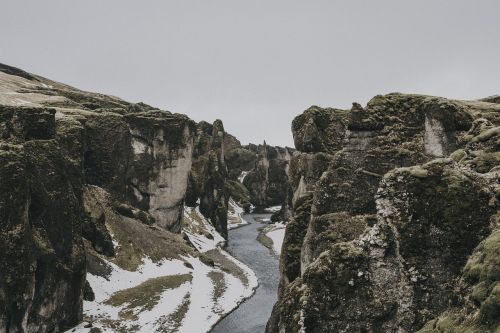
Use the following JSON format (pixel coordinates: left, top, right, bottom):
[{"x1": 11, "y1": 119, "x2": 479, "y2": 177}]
[{"x1": 267, "y1": 94, "x2": 500, "y2": 332}]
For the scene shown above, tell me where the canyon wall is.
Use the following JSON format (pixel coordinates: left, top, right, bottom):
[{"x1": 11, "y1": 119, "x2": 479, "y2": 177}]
[
  {"x1": 0, "y1": 106, "x2": 86, "y2": 333},
  {"x1": 0, "y1": 65, "x2": 200, "y2": 331},
  {"x1": 268, "y1": 94, "x2": 500, "y2": 332},
  {"x1": 0, "y1": 63, "x2": 294, "y2": 332},
  {"x1": 242, "y1": 143, "x2": 293, "y2": 218},
  {"x1": 0, "y1": 64, "x2": 252, "y2": 332}
]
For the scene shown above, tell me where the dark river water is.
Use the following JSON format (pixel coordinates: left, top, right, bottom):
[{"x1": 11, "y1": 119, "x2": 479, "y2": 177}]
[{"x1": 211, "y1": 214, "x2": 280, "y2": 333}]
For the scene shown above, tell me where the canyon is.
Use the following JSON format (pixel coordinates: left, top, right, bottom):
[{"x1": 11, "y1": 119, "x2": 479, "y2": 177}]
[
  {"x1": 0, "y1": 63, "x2": 499, "y2": 333},
  {"x1": 0, "y1": 64, "x2": 290, "y2": 333}
]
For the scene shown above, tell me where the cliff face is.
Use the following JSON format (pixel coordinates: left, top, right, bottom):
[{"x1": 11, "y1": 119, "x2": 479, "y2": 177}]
[
  {"x1": 0, "y1": 64, "x2": 239, "y2": 332},
  {"x1": 239, "y1": 143, "x2": 293, "y2": 219},
  {"x1": 186, "y1": 120, "x2": 232, "y2": 238},
  {"x1": 82, "y1": 108, "x2": 196, "y2": 233},
  {"x1": 0, "y1": 106, "x2": 86, "y2": 332},
  {"x1": 186, "y1": 122, "x2": 294, "y2": 236},
  {"x1": 268, "y1": 94, "x2": 500, "y2": 332}
]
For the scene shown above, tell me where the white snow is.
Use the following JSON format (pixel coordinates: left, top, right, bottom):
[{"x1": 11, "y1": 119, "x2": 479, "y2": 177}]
[
  {"x1": 87, "y1": 257, "x2": 189, "y2": 303},
  {"x1": 227, "y1": 198, "x2": 248, "y2": 230},
  {"x1": 183, "y1": 206, "x2": 226, "y2": 251},
  {"x1": 238, "y1": 171, "x2": 248, "y2": 183},
  {"x1": 265, "y1": 205, "x2": 282, "y2": 213},
  {"x1": 67, "y1": 204, "x2": 258, "y2": 333},
  {"x1": 263, "y1": 222, "x2": 286, "y2": 255},
  {"x1": 176, "y1": 254, "x2": 257, "y2": 333},
  {"x1": 180, "y1": 207, "x2": 257, "y2": 332},
  {"x1": 71, "y1": 256, "x2": 192, "y2": 332}
]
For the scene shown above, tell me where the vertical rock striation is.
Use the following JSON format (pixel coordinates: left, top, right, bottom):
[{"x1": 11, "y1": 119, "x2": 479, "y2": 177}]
[{"x1": 187, "y1": 120, "x2": 231, "y2": 238}]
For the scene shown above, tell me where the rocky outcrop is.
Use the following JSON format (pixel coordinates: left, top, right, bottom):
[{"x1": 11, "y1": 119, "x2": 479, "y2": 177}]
[
  {"x1": 242, "y1": 143, "x2": 293, "y2": 212},
  {"x1": 187, "y1": 120, "x2": 230, "y2": 238},
  {"x1": 0, "y1": 106, "x2": 86, "y2": 333},
  {"x1": 187, "y1": 125, "x2": 294, "y2": 226},
  {"x1": 268, "y1": 93, "x2": 500, "y2": 332},
  {"x1": 83, "y1": 108, "x2": 196, "y2": 233},
  {"x1": 0, "y1": 64, "x2": 225, "y2": 332},
  {"x1": 185, "y1": 119, "x2": 294, "y2": 238},
  {"x1": 275, "y1": 107, "x2": 346, "y2": 297}
]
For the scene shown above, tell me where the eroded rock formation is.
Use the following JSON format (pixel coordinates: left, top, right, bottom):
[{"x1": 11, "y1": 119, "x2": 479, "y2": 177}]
[
  {"x1": 0, "y1": 107, "x2": 86, "y2": 333},
  {"x1": 242, "y1": 143, "x2": 293, "y2": 218},
  {"x1": 0, "y1": 64, "x2": 245, "y2": 332},
  {"x1": 268, "y1": 94, "x2": 500, "y2": 333}
]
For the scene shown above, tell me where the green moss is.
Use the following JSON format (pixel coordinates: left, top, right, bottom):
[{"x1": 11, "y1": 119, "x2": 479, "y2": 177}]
[
  {"x1": 307, "y1": 213, "x2": 370, "y2": 263},
  {"x1": 435, "y1": 315, "x2": 457, "y2": 331},
  {"x1": 257, "y1": 230, "x2": 275, "y2": 254},
  {"x1": 292, "y1": 106, "x2": 348, "y2": 153},
  {"x1": 114, "y1": 203, "x2": 154, "y2": 225},
  {"x1": 85, "y1": 187, "x2": 195, "y2": 271},
  {"x1": 224, "y1": 180, "x2": 251, "y2": 205},
  {"x1": 105, "y1": 274, "x2": 192, "y2": 313},
  {"x1": 471, "y1": 152, "x2": 500, "y2": 173},
  {"x1": 471, "y1": 281, "x2": 489, "y2": 304},
  {"x1": 450, "y1": 149, "x2": 466, "y2": 162},
  {"x1": 464, "y1": 229, "x2": 500, "y2": 283},
  {"x1": 225, "y1": 147, "x2": 256, "y2": 179},
  {"x1": 481, "y1": 283, "x2": 500, "y2": 323},
  {"x1": 157, "y1": 293, "x2": 191, "y2": 332},
  {"x1": 281, "y1": 193, "x2": 313, "y2": 285},
  {"x1": 198, "y1": 253, "x2": 215, "y2": 267},
  {"x1": 208, "y1": 271, "x2": 227, "y2": 302},
  {"x1": 416, "y1": 312, "x2": 494, "y2": 333},
  {"x1": 472, "y1": 126, "x2": 500, "y2": 142},
  {"x1": 31, "y1": 228, "x2": 56, "y2": 256},
  {"x1": 203, "y1": 249, "x2": 249, "y2": 286}
]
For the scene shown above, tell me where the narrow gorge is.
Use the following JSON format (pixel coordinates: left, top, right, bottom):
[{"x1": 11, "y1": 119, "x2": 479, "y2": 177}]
[
  {"x1": 0, "y1": 63, "x2": 499, "y2": 333},
  {"x1": 0, "y1": 64, "x2": 290, "y2": 333}
]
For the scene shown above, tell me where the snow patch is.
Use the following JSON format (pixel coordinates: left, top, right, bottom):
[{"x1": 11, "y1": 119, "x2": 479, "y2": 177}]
[
  {"x1": 263, "y1": 222, "x2": 286, "y2": 255},
  {"x1": 67, "y1": 206, "x2": 258, "y2": 333},
  {"x1": 227, "y1": 199, "x2": 248, "y2": 230},
  {"x1": 183, "y1": 206, "x2": 226, "y2": 251},
  {"x1": 265, "y1": 205, "x2": 282, "y2": 213},
  {"x1": 238, "y1": 171, "x2": 248, "y2": 183}
]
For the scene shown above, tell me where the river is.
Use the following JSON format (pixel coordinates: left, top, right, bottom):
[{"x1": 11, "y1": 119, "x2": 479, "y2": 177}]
[{"x1": 211, "y1": 213, "x2": 280, "y2": 333}]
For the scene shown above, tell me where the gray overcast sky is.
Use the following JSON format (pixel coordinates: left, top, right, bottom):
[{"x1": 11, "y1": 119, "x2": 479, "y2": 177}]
[{"x1": 1, "y1": 1, "x2": 499, "y2": 147}]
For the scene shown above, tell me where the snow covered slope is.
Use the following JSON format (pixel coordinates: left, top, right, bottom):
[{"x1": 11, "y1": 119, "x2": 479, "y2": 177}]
[
  {"x1": 67, "y1": 189, "x2": 257, "y2": 333},
  {"x1": 227, "y1": 199, "x2": 248, "y2": 230},
  {"x1": 260, "y1": 222, "x2": 286, "y2": 255}
]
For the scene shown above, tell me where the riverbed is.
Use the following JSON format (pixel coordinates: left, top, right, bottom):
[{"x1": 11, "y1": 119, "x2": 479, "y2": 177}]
[{"x1": 211, "y1": 214, "x2": 280, "y2": 333}]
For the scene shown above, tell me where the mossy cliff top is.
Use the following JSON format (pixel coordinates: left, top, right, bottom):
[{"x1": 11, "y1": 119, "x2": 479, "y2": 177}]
[
  {"x1": 292, "y1": 93, "x2": 500, "y2": 157},
  {"x1": 269, "y1": 92, "x2": 500, "y2": 333},
  {"x1": 292, "y1": 105, "x2": 348, "y2": 154},
  {"x1": 0, "y1": 63, "x2": 239, "y2": 331}
]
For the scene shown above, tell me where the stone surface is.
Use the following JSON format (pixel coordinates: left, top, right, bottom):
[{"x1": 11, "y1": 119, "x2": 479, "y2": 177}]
[
  {"x1": 0, "y1": 106, "x2": 86, "y2": 333},
  {"x1": 268, "y1": 93, "x2": 500, "y2": 333},
  {"x1": 0, "y1": 64, "x2": 237, "y2": 332},
  {"x1": 242, "y1": 143, "x2": 293, "y2": 209}
]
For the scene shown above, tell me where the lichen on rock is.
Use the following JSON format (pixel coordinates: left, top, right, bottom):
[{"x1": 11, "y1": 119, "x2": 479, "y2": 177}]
[{"x1": 268, "y1": 93, "x2": 500, "y2": 333}]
